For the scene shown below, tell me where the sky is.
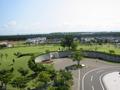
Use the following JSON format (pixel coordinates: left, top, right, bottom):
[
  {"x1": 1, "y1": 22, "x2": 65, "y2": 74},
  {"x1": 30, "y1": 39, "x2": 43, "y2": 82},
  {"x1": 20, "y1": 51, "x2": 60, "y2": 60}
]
[{"x1": 0, "y1": 0, "x2": 120, "y2": 35}]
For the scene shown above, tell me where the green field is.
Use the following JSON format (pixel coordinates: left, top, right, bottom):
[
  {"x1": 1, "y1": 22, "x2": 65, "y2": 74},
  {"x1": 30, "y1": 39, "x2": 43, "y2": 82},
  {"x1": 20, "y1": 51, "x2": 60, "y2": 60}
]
[
  {"x1": 0, "y1": 43, "x2": 120, "y2": 90},
  {"x1": 0, "y1": 44, "x2": 61, "y2": 90},
  {"x1": 78, "y1": 44, "x2": 120, "y2": 55}
]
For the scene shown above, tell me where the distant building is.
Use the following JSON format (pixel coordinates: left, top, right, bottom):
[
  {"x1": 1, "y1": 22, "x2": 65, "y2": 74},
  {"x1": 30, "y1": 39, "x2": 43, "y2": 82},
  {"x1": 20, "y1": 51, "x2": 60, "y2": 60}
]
[
  {"x1": 0, "y1": 41, "x2": 13, "y2": 48},
  {"x1": 26, "y1": 37, "x2": 47, "y2": 44},
  {"x1": 47, "y1": 38, "x2": 61, "y2": 44}
]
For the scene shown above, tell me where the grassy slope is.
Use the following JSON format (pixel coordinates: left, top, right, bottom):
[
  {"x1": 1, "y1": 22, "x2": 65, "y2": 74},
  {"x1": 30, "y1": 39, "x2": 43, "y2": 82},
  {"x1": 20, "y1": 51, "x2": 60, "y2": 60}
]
[{"x1": 0, "y1": 44, "x2": 60, "y2": 90}]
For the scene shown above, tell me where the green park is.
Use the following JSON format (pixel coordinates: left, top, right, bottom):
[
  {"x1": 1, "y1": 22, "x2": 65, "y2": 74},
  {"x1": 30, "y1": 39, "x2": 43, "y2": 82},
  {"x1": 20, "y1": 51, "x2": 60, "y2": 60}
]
[{"x1": 0, "y1": 35, "x2": 120, "y2": 90}]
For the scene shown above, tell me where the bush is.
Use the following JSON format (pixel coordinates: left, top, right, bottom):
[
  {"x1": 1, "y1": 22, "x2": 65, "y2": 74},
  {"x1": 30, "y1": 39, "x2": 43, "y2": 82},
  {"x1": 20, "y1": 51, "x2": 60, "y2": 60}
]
[
  {"x1": 45, "y1": 50, "x2": 50, "y2": 54},
  {"x1": 14, "y1": 52, "x2": 33, "y2": 58},
  {"x1": 109, "y1": 50, "x2": 115, "y2": 54},
  {"x1": 18, "y1": 68, "x2": 29, "y2": 76}
]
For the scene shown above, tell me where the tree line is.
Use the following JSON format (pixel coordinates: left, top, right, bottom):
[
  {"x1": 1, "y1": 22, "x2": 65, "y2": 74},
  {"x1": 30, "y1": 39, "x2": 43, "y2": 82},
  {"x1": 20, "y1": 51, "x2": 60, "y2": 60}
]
[{"x1": 0, "y1": 32, "x2": 120, "y2": 41}]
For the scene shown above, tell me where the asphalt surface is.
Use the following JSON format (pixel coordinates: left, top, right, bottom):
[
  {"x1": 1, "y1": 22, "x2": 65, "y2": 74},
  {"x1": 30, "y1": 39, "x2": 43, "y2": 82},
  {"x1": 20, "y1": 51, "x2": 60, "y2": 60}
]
[
  {"x1": 80, "y1": 66, "x2": 120, "y2": 90},
  {"x1": 52, "y1": 58, "x2": 120, "y2": 90},
  {"x1": 80, "y1": 59, "x2": 120, "y2": 90}
]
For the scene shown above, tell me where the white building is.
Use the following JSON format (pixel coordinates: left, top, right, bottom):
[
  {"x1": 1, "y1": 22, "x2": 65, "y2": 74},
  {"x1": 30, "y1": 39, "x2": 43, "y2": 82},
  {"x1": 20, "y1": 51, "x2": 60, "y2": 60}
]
[
  {"x1": 0, "y1": 41, "x2": 13, "y2": 48},
  {"x1": 26, "y1": 37, "x2": 47, "y2": 44}
]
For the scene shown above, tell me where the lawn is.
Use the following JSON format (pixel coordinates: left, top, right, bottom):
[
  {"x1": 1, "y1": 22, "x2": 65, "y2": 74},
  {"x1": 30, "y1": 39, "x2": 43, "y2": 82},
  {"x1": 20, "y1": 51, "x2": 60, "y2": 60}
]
[
  {"x1": 0, "y1": 44, "x2": 61, "y2": 71},
  {"x1": 0, "y1": 44, "x2": 61, "y2": 90},
  {"x1": 78, "y1": 44, "x2": 120, "y2": 55}
]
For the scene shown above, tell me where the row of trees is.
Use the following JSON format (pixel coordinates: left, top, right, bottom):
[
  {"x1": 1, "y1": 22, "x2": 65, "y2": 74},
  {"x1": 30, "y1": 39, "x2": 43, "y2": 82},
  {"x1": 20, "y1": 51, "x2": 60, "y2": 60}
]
[{"x1": 0, "y1": 53, "x2": 8, "y2": 60}]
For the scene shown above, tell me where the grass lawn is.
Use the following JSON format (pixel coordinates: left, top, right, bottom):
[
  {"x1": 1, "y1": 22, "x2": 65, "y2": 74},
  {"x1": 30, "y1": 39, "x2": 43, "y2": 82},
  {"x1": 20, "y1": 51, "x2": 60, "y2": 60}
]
[
  {"x1": 78, "y1": 44, "x2": 120, "y2": 55},
  {"x1": 0, "y1": 44, "x2": 61, "y2": 90}
]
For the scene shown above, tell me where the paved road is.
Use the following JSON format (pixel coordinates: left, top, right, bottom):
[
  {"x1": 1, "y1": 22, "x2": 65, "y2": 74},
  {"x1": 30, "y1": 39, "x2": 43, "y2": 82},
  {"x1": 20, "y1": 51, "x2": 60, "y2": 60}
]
[
  {"x1": 80, "y1": 66, "x2": 120, "y2": 90},
  {"x1": 79, "y1": 58, "x2": 120, "y2": 90},
  {"x1": 52, "y1": 58, "x2": 120, "y2": 90}
]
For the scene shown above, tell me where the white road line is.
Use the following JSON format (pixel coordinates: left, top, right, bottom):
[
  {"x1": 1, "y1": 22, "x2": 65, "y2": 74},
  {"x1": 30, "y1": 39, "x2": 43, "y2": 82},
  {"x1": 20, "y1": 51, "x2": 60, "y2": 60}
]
[
  {"x1": 78, "y1": 69, "x2": 80, "y2": 90},
  {"x1": 91, "y1": 75, "x2": 93, "y2": 82},
  {"x1": 92, "y1": 85, "x2": 94, "y2": 90},
  {"x1": 82, "y1": 66, "x2": 120, "y2": 90},
  {"x1": 97, "y1": 70, "x2": 104, "y2": 74},
  {"x1": 99, "y1": 71, "x2": 116, "y2": 90},
  {"x1": 99, "y1": 73, "x2": 105, "y2": 90}
]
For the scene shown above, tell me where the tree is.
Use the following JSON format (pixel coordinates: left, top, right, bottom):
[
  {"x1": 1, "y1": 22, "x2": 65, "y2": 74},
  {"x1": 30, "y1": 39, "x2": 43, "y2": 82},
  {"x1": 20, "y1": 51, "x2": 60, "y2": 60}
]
[
  {"x1": 54, "y1": 70, "x2": 73, "y2": 90},
  {"x1": 48, "y1": 86, "x2": 56, "y2": 90},
  {"x1": 37, "y1": 71, "x2": 51, "y2": 85},
  {"x1": 109, "y1": 50, "x2": 115, "y2": 54},
  {"x1": 0, "y1": 69, "x2": 13, "y2": 89},
  {"x1": 12, "y1": 59, "x2": 15, "y2": 63},
  {"x1": 59, "y1": 70, "x2": 72, "y2": 81},
  {"x1": 31, "y1": 80, "x2": 45, "y2": 89},
  {"x1": 5, "y1": 53, "x2": 8, "y2": 60},
  {"x1": 72, "y1": 51, "x2": 83, "y2": 66},
  {"x1": 18, "y1": 68, "x2": 29, "y2": 76},
  {"x1": 0, "y1": 53, "x2": 3, "y2": 60},
  {"x1": 11, "y1": 77, "x2": 27, "y2": 90},
  {"x1": 71, "y1": 40, "x2": 79, "y2": 51},
  {"x1": 28, "y1": 57, "x2": 45, "y2": 73},
  {"x1": 61, "y1": 35, "x2": 74, "y2": 50}
]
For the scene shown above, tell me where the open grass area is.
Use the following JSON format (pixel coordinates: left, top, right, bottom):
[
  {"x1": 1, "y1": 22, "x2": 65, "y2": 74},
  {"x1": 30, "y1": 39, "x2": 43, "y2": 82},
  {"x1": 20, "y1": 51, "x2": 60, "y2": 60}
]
[
  {"x1": 0, "y1": 44, "x2": 61, "y2": 71},
  {"x1": 78, "y1": 44, "x2": 120, "y2": 55},
  {"x1": 0, "y1": 44, "x2": 61, "y2": 90}
]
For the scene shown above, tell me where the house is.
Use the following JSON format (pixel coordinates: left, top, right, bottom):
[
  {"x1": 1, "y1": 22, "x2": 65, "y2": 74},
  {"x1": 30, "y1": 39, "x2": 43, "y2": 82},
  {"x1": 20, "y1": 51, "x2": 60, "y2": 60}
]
[
  {"x1": 26, "y1": 37, "x2": 47, "y2": 44},
  {"x1": 47, "y1": 38, "x2": 61, "y2": 44},
  {"x1": 0, "y1": 41, "x2": 13, "y2": 48}
]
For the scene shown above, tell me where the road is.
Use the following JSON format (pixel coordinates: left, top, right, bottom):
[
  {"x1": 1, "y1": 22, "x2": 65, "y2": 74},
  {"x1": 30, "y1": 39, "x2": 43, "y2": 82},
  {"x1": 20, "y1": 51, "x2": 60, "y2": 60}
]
[
  {"x1": 79, "y1": 59, "x2": 120, "y2": 90},
  {"x1": 52, "y1": 58, "x2": 120, "y2": 90}
]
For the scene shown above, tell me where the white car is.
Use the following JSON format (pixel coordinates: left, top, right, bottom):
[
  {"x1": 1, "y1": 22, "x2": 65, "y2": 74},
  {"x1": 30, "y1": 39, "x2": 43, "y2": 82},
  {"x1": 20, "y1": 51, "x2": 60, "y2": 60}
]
[{"x1": 81, "y1": 64, "x2": 85, "y2": 67}]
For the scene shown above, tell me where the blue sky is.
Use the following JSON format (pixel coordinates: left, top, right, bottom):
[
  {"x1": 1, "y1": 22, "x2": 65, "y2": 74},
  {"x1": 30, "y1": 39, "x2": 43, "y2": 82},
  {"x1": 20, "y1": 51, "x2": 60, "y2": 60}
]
[{"x1": 0, "y1": 0, "x2": 120, "y2": 35}]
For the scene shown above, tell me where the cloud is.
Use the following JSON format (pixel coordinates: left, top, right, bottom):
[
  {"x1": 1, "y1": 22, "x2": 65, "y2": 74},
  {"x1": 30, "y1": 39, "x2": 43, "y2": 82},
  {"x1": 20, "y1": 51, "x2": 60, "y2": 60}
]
[{"x1": 6, "y1": 20, "x2": 17, "y2": 28}]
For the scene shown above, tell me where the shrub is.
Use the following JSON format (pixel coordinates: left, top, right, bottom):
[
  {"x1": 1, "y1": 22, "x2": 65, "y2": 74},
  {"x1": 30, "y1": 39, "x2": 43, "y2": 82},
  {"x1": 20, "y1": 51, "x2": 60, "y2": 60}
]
[
  {"x1": 18, "y1": 68, "x2": 29, "y2": 76},
  {"x1": 109, "y1": 50, "x2": 115, "y2": 54},
  {"x1": 45, "y1": 49, "x2": 50, "y2": 54}
]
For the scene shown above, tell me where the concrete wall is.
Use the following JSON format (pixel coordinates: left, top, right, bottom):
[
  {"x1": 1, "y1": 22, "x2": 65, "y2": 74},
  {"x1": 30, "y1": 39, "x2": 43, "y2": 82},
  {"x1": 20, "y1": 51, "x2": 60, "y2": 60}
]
[
  {"x1": 83, "y1": 51, "x2": 120, "y2": 63},
  {"x1": 35, "y1": 54, "x2": 50, "y2": 63},
  {"x1": 35, "y1": 51, "x2": 72, "y2": 63},
  {"x1": 35, "y1": 51, "x2": 120, "y2": 63}
]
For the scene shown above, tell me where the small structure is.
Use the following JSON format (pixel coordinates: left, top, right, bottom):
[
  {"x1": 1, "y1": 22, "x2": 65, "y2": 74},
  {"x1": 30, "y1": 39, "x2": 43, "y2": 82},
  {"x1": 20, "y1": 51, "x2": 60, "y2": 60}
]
[
  {"x1": 26, "y1": 37, "x2": 47, "y2": 45},
  {"x1": 0, "y1": 41, "x2": 13, "y2": 48}
]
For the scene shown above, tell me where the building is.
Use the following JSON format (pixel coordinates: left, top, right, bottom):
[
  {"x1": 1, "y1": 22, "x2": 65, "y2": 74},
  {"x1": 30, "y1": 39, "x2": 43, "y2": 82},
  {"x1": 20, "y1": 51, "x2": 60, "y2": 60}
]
[
  {"x1": 0, "y1": 41, "x2": 13, "y2": 48},
  {"x1": 26, "y1": 37, "x2": 47, "y2": 44}
]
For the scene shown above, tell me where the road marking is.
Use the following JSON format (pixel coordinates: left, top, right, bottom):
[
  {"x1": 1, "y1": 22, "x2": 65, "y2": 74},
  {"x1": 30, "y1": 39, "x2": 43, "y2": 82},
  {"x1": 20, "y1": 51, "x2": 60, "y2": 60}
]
[
  {"x1": 92, "y1": 85, "x2": 94, "y2": 90},
  {"x1": 82, "y1": 66, "x2": 120, "y2": 90},
  {"x1": 99, "y1": 73, "x2": 105, "y2": 90},
  {"x1": 91, "y1": 75, "x2": 93, "y2": 82},
  {"x1": 97, "y1": 70, "x2": 104, "y2": 74},
  {"x1": 78, "y1": 69, "x2": 80, "y2": 90},
  {"x1": 99, "y1": 71, "x2": 116, "y2": 90}
]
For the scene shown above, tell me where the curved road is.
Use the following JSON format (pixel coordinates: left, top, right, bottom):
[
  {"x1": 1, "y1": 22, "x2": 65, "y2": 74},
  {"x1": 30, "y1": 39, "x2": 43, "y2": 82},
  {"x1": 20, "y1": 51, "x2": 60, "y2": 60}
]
[
  {"x1": 52, "y1": 58, "x2": 120, "y2": 90},
  {"x1": 80, "y1": 66, "x2": 120, "y2": 90}
]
